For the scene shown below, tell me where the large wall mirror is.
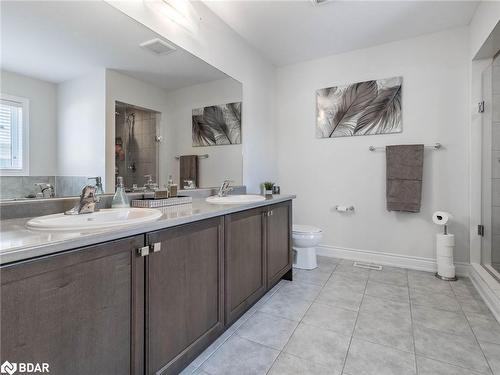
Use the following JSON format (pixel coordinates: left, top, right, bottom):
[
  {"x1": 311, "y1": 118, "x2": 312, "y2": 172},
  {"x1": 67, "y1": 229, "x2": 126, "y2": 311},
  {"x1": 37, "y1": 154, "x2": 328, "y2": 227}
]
[{"x1": 0, "y1": 1, "x2": 243, "y2": 200}]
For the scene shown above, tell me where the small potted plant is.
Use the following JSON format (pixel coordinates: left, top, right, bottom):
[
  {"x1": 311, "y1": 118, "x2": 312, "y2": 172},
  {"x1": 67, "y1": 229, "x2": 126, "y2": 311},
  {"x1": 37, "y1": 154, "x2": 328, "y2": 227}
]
[{"x1": 263, "y1": 182, "x2": 275, "y2": 196}]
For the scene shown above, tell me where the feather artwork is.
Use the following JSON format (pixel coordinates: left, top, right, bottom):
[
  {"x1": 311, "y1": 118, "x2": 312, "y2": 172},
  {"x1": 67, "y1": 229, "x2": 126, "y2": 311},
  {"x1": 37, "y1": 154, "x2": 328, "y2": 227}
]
[
  {"x1": 316, "y1": 77, "x2": 402, "y2": 138},
  {"x1": 192, "y1": 102, "x2": 242, "y2": 146}
]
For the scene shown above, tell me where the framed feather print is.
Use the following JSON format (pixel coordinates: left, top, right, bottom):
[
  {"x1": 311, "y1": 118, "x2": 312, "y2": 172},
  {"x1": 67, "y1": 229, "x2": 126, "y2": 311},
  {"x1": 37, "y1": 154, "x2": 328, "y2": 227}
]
[
  {"x1": 316, "y1": 76, "x2": 402, "y2": 138},
  {"x1": 192, "y1": 102, "x2": 242, "y2": 146}
]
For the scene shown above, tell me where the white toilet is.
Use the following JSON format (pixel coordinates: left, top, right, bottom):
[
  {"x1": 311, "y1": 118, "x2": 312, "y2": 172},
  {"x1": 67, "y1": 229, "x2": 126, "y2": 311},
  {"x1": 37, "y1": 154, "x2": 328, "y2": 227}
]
[{"x1": 292, "y1": 224, "x2": 322, "y2": 270}]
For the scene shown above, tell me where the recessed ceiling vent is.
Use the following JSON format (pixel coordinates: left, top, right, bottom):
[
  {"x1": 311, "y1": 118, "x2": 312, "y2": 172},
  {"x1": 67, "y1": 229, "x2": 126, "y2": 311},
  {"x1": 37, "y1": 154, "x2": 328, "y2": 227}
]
[{"x1": 140, "y1": 38, "x2": 176, "y2": 56}]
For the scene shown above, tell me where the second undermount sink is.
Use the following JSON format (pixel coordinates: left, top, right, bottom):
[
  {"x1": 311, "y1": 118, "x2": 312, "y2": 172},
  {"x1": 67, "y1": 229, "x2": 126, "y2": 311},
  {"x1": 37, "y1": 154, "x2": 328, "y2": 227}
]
[
  {"x1": 206, "y1": 195, "x2": 266, "y2": 205},
  {"x1": 26, "y1": 208, "x2": 162, "y2": 232}
]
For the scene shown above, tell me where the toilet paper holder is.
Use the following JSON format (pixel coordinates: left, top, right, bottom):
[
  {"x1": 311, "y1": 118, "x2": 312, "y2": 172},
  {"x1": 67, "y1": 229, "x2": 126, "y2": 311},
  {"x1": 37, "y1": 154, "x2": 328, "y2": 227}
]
[{"x1": 335, "y1": 205, "x2": 355, "y2": 212}]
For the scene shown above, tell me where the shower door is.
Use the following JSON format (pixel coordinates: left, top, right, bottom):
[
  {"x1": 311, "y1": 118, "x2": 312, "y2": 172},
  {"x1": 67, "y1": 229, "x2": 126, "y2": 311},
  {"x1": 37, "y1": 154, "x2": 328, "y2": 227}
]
[
  {"x1": 115, "y1": 102, "x2": 160, "y2": 190},
  {"x1": 481, "y1": 58, "x2": 500, "y2": 278}
]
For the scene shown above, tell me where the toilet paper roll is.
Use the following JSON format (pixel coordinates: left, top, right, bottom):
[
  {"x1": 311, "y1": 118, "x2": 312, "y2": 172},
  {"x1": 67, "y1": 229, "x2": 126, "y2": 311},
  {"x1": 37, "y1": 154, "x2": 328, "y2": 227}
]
[{"x1": 432, "y1": 211, "x2": 453, "y2": 226}]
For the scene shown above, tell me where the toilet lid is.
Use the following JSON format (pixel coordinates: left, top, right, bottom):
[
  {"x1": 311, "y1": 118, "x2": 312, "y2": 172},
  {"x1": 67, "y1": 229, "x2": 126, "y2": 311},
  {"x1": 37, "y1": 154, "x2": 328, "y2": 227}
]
[{"x1": 293, "y1": 224, "x2": 322, "y2": 234}]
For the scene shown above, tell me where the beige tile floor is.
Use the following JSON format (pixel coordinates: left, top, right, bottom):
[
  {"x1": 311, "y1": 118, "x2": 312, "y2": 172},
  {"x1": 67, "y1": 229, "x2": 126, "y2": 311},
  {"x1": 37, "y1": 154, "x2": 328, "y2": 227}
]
[{"x1": 181, "y1": 256, "x2": 500, "y2": 375}]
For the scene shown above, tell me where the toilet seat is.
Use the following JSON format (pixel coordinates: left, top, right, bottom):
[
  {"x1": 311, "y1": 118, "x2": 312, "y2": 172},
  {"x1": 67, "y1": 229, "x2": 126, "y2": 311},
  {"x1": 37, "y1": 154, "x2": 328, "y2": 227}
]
[{"x1": 293, "y1": 224, "x2": 322, "y2": 234}]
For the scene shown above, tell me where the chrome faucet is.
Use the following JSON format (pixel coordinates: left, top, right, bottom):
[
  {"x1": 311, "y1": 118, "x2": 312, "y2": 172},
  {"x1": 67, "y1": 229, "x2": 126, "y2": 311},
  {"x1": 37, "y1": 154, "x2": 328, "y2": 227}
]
[
  {"x1": 65, "y1": 185, "x2": 100, "y2": 215},
  {"x1": 217, "y1": 180, "x2": 233, "y2": 197},
  {"x1": 35, "y1": 183, "x2": 55, "y2": 198}
]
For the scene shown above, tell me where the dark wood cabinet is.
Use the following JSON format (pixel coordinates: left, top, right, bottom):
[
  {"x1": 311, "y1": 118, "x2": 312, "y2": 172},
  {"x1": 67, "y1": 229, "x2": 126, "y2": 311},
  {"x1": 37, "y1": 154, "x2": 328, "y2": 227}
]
[
  {"x1": 0, "y1": 199, "x2": 293, "y2": 375},
  {"x1": 0, "y1": 235, "x2": 145, "y2": 375},
  {"x1": 224, "y1": 207, "x2": 267, "y2": 325},
  {"x1": 266, "y1": 201, "x2": 292, "y2": 288},
  {"x1": 146, "y1": 217, "x2": 224, "y2": 375}
]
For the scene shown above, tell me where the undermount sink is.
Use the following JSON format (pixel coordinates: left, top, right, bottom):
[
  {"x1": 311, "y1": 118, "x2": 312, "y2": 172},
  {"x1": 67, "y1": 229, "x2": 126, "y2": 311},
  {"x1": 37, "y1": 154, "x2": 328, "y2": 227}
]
[
  {"x1": 26, "y1": 208, "x2": 162, "y2": 232},
  {"x1": 206, "y1": 195, "x2": 266, "y2": 205}
]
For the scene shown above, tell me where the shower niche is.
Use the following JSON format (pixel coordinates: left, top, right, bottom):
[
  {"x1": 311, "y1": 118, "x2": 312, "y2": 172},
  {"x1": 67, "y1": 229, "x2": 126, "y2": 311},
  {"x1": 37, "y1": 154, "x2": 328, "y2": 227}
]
[{"x1": 115, "y1": 101, "x2": 160, "y2": 190}]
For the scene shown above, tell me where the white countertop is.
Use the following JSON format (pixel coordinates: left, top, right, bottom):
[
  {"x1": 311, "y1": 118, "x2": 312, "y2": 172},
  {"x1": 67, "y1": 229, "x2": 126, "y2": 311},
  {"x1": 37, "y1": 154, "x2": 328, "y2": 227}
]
[{"x1": 0, "y1": 195, "x2": 295, "y2": 265}]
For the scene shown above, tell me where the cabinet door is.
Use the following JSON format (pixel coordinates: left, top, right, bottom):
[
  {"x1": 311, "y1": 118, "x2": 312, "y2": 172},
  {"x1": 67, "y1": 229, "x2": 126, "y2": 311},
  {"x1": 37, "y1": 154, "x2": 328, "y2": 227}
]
[
  {"x1": 146, "y1": 218, "x2": 224, "y2": 375},
  {"x1": 0, "y1": 235, "x2": 145, "y2": 375},
  {"x1": 267, "y1": 201, "x2": 293, "y2": 288},
  {"x1": 225, "y1": 207, "x2": 266, "y2": 325}
]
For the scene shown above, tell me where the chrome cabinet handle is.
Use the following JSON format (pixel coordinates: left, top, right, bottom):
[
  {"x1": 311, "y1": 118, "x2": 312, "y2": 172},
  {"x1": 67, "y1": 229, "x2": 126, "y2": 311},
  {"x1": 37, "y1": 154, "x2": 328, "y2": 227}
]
[
  {"x1": 137, "y1": 246, "x2": 150, "y2": 257},
  {"x1": 137, "y1": 242, "x2": 161, "y2": 257},
  {"x1": 151, "y1": 242, "x2": 162, "y2": 253}
]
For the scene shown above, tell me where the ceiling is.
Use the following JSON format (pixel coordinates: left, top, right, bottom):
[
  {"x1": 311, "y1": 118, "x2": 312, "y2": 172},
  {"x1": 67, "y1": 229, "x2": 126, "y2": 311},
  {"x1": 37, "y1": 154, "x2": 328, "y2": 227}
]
[
  {"x1": 204, "y1": 0, "x2": 480, "y2": 67},
  {"x1": 0, "y1": 1, "x2": 229, "y2": 91}
]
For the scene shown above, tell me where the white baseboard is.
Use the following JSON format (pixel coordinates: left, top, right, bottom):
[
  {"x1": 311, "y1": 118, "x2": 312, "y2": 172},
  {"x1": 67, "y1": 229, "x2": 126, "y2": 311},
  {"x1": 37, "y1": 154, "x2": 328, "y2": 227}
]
[
  {"x1": 316, "y1": 245, "x2": 500, "y2": 322},
  {"x1": 316, "y1": 244, "x2": 470, "y2": 277}
]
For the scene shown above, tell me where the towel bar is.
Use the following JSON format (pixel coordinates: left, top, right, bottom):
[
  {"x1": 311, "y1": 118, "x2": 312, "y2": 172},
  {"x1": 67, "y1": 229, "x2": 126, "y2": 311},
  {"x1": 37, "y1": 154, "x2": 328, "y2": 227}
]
[
  {"x1": 368, "y1": 143, "x2": 442, "y2": 152},
  {"x1": 174, "y1": 154, "x2": 209, "y2": 160}
]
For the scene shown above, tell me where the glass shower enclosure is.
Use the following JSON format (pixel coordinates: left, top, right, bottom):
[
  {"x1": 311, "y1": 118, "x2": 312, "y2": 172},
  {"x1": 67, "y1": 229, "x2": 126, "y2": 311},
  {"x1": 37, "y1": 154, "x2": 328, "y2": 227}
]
[
  {"x1": 115, "y1": 101, "x2": 160, "y2": 191},
  {"x1": 482, "y1": 54, "x2": 500, "y2": 278}
]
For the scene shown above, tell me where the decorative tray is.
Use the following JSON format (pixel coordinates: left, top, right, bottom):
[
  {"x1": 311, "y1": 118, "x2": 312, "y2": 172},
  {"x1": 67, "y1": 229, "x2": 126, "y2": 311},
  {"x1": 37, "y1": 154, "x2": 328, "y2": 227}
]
[{"x1": 131, "y1": 196, "x2": 192, "y2": 208}]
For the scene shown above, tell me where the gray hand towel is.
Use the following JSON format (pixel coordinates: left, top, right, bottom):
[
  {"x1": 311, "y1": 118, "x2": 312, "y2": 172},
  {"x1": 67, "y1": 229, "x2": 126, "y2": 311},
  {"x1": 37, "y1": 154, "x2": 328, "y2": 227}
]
[
  {"x1": 386, "y1": 144, "x2": 424, "y2": 213},
  {"x1": 179, "y1": 155, "x2": 198, "y2": 188}
]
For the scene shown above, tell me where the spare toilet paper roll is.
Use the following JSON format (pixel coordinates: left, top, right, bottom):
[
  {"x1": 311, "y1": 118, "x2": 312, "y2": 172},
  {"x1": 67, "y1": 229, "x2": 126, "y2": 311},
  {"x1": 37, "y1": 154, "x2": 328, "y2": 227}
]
[{"x1": 432, "y1": 211, "x2": 453, "y2": 226}]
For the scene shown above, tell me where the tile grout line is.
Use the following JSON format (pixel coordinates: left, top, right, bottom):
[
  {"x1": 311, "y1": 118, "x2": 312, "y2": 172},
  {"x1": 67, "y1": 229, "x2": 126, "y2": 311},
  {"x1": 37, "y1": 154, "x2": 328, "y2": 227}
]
[
  {"x1": 266, "y1": 260, "x2": 340, "y2": 374},
  {"x1": 451, "y1": 278, "x2": 495, "y2": 375},
  {"x1": 407, "y1": 270, "x2": 419, "y2": 375},
  {"x1": 190, "y1": 280, "x2": 286, "y2": 375},
  {"x1": 339, "y1": 265, "x2": 370, "y2": 375},
  {"x1": 187, "y1": 262, "x2": 498, "y2": 375}
]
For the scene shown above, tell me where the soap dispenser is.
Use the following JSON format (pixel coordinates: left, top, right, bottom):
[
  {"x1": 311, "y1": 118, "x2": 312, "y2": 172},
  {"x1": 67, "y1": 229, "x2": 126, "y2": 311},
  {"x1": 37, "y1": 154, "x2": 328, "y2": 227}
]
[{"x1": 112, "y1": 176, "x2": 129, "y2": 208}]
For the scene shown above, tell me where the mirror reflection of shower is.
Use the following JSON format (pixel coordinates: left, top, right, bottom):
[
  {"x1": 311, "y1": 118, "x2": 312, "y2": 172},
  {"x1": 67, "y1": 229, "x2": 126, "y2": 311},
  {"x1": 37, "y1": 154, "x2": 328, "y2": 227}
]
[{"x1": 115, "y1": 101, "x2": 160, "y2": 191}]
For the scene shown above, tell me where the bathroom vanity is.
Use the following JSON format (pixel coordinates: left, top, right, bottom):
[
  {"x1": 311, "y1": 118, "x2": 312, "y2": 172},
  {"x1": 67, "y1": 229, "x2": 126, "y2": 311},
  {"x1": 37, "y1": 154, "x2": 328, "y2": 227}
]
[{"x1": 0, "y1": 196, "x2": 293, "y2": 375}]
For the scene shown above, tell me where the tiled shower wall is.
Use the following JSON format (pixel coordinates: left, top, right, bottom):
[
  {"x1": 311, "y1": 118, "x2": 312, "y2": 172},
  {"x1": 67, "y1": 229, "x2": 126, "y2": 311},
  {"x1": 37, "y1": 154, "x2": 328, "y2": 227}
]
[
  {"x1": 115, "y1": 105, "x2": 158, "y2": 189},
  {"x1": 492, "y1": 56, "x2": 500, "y2": 268},
  {"x1": 0, "y1": 176, "x2": 88, "y2": 199}
]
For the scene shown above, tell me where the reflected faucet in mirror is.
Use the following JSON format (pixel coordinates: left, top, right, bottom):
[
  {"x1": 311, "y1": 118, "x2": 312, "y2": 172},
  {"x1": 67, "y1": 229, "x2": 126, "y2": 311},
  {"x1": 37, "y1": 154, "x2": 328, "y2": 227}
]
[
  {"x1": 88, "y1": 177, "x2": 103, "y2": 195},
  {"x1": 144, "y1": 175, "x2": 159, "y2": 192},
  {"x1": 184, "y1": 180, "x2": 196, "y2": 190},
  {"x1": 34, "y1": 183, "x2": 55, "y2": 199}
]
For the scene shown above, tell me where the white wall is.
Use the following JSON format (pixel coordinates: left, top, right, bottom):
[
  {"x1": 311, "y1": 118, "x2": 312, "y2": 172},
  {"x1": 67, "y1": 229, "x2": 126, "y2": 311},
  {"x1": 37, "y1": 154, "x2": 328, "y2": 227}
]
[
  {"x1": 57, "y1": 69, "x2": 106, "y2": 181},
  {"x1": 275, "y1": 28, "x2": 470, "y2": 262},
  {"x1": 1, "y1": 70, "x2": 57, "y2": 176},
  {"x1": 165, "y1": 78, "x2": 242, "y2": 188},
  {"x1": 106, "y1": 1, "x2": 277, "y2": 193}
]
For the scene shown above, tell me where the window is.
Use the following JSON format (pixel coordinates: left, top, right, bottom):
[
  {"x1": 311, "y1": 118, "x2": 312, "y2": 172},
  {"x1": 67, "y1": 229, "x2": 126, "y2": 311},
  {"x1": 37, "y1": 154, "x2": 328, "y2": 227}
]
[{"x1": 0, "y1": 94, "x2": 29, "y2": 175}]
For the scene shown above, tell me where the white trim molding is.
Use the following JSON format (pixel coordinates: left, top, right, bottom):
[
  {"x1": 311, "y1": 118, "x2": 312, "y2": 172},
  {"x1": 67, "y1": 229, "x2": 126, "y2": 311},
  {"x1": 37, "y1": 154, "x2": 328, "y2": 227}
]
[{"x1": 316, "y1": 244, "x2": 470, "y2": 277}]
